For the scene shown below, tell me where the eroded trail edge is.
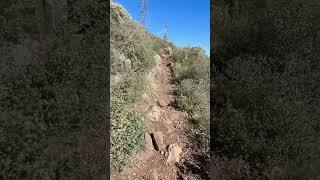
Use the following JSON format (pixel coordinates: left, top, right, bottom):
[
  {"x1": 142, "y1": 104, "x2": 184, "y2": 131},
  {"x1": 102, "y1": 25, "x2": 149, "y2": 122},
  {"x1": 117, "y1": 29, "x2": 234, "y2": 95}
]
[{"x1": 114, "y1": 49, "x2": 209, "y2": 180}]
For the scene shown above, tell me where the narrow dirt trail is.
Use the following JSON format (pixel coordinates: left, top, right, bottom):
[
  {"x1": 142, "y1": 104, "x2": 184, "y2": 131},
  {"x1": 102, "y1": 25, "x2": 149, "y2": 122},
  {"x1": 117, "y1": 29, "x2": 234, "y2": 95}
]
[{"x1": 112, "y1": 50, "x2": 209, "y2": 180}]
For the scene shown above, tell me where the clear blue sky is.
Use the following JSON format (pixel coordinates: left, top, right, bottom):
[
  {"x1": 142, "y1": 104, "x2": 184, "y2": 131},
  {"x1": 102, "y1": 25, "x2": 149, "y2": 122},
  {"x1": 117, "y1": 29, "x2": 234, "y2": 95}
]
[{"x1": 114, "y1": 0, "x2": 210, "y2": 55}]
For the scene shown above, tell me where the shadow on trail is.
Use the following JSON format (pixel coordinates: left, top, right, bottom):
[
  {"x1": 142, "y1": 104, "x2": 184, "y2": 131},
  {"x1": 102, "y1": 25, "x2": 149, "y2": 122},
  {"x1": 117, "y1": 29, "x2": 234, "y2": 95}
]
[
  {"x1": 176, "y1": 121, "x2": 210, "y2": 180},
  {"x1": 167, "y1": 99, "x2": 181, "y2": 110},
  {"x1": 176, "y1": 154, "x2": 210, "y2": 180},
  {"x1": 166, "y1": 83, "x2": 181, "y2": 110}
]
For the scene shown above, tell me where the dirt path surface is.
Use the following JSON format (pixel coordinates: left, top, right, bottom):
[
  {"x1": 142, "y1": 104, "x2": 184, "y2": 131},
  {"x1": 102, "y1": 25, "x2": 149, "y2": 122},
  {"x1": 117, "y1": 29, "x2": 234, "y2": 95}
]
[{"x1": 112, "y1": 50, "x2": 209, "y2": 180}]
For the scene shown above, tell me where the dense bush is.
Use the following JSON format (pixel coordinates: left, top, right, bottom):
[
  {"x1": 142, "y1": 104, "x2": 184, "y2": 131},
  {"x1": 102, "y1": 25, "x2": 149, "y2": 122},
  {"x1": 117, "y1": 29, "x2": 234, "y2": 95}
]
[
  {"x1": 110, "y1": 98, "x2": 145, "y2": 168},
  {"x1": 172, "y1": 47, "x2": 210, "y2": 131},
  {"x1": 212, "y1": 0, "x2": 320, "y2": 178}
]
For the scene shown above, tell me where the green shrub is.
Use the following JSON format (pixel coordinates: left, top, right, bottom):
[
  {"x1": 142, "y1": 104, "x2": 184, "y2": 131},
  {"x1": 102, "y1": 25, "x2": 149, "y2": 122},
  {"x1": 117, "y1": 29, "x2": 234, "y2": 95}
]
[
  {"x1": 111, "y1": 73, "x2": 147, "y2": 105},
  {"x1": 148, "y1": 35, "x2": 171, "y2": 54},
  {"x1": 110, "y1": 98, "x2": 145, "y2": 169},
  {"x1": 172, "y1": 47, "x2": 210, "y2": 131}
]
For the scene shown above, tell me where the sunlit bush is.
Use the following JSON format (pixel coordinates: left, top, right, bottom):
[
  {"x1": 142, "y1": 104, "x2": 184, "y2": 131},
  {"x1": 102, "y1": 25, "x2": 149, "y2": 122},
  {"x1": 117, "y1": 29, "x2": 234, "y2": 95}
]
[{"x1": 172, "y1": 47, "x2": 210, "y2": 131}]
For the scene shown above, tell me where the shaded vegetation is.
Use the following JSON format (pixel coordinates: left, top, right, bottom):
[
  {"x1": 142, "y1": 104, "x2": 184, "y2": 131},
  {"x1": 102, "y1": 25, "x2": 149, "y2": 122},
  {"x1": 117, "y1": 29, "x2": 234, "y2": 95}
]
[
  {"x1": 212, "y1": 0, "x2": 320, "y2": 178},
  {"x1": 0, "y1": 0, "x2": 107, "y2": 179}
]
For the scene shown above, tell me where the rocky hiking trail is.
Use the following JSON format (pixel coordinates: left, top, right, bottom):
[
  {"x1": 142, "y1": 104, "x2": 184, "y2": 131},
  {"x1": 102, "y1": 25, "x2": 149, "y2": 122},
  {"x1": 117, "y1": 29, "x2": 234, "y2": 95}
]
[{"x1": 112, "y1": 49, "x2": 210, "y2": 180}]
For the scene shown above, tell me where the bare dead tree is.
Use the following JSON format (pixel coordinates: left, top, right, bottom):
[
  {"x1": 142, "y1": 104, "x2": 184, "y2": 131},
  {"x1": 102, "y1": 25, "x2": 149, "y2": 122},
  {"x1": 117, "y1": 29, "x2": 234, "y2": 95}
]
[
  {"x1": 140, "y1": 0, "x2": 146, "y2": 26},
  {"x1": 162, "y1": 23, "x2": 168, "y2": 40}
]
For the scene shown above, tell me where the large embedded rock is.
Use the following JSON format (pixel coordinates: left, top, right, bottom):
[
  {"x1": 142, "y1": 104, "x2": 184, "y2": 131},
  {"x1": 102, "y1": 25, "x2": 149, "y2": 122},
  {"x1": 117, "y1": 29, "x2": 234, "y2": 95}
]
[
  {"x1": 153, "y1": 54, "x2": 161, "y2": 65},
  {"x1": 146, "y1": 104, "x2": 161, "y2": 121},
  {"x1": 167, "y1": 113, "x2": 180, "y2": 121},
  {"x1": 145, "y1": 133, "x2": 154, "y2": 151},
  {"x1": 166, "y1": 144, "x2": 182, "y2": 164},
  {"x1": 152, "y1": 131, "x2": 164, "y2": 151},
  {"x1": 157, "y1": 99, "x2": 168, "y2": 107},
  {"x1": 147, "y1": 68, "x2": 157, "y2": 80}
]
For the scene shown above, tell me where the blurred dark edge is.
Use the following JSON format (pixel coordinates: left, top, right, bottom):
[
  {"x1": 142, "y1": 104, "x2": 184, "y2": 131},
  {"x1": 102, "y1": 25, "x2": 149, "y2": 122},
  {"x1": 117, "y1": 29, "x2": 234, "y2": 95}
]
[
  {"x1": 0, "y1": 0, "x2": 110, "y2": 179},
  {"x1": 210, "y1": 0, "x2": 320, "y2": 179}
]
